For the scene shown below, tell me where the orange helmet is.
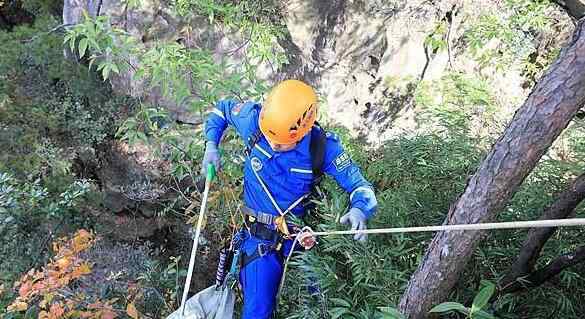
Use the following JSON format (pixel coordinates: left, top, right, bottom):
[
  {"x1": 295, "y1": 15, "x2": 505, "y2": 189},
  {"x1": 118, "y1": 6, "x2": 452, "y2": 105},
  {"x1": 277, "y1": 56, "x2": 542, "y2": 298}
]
[{"x1": 259, "y1": 80, "x2": 318, "y2": 144}]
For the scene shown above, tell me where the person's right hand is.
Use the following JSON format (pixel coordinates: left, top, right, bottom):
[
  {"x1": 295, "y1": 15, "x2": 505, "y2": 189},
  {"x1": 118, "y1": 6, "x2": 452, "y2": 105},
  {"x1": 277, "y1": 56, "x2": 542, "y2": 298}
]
[{"x1": 201, "y1": 141, "x2": 221, "y2": 174}]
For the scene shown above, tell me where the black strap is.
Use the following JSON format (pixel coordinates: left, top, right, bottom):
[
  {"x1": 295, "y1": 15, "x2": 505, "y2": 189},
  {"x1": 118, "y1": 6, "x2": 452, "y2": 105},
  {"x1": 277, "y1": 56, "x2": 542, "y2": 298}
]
[
  {"x1": 248, "y1": 222, "x2": 281, "y2": 242},
  {"x1": 241, "y1": 244, "x2": 284, "y2": 268},
  {"x1": 241, "y1": 223, "x2": 284, "y2": 268},
  {"x1": 244, "y1": 129, "x2": 263, "y2": 157},
  {"x1": 310, "y1": 123, "x2": 327, "y2": 183}
]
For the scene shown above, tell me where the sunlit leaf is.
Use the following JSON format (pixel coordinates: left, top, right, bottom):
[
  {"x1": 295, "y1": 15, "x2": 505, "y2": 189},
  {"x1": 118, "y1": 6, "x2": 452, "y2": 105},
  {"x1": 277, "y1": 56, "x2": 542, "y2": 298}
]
[
  {"x1": 79, "y1": 38, "x2": 89, "y2": 58},
  {"x1": 7, "y1": 300, "x2": 28, "y2": 312},
  {"x1": 126, "y1": 302, "x2": 140, "y2": 319}
]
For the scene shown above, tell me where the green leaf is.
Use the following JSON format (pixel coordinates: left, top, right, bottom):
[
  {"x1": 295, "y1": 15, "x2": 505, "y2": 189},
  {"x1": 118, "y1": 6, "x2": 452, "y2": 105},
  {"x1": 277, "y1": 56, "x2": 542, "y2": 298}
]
[
  {"x1": 88, "y1": 56, "x2": 96, "y2": 70},
  {"x1": 78, "y1": 38, "x2": 88, "y2": 58},
  {"x1": 470, "y1": 281, "x2": 495, "y2": 315},
  {"x1": 69, "y1": 35, "x2": 77, "y2": 52},
  {"x1": 474, "y1": 310, "x2": 497, "y2": 319},
  {"x1": 111, "y1": 63, "x2": 120, "y2": 74},
  {"x1": 378, "y1": 307, "x2": 406, "y2": 319},
  {"x1": 102, "y1": 63, "x2": 111, "y2": 80},
  {"x1": 330, "y1": 298, "x2": 352, "y2": 308},
  {"x1": 429, "y1": 302, "x2": 468, "y2": 314},
  {"x1": 329, "y1": 307, "x2": 351, "y2": 319}
]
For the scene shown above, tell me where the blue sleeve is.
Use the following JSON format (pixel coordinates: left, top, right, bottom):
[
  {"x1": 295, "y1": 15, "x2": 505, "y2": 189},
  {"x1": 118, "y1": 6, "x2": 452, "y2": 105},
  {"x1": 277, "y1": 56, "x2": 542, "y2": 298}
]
[
  {"x1": 204, "y1": 100, "x2": 260, "y2": 144},
  {"x1": 322, "y1": 132, "x2": 378, "y2": 219}
]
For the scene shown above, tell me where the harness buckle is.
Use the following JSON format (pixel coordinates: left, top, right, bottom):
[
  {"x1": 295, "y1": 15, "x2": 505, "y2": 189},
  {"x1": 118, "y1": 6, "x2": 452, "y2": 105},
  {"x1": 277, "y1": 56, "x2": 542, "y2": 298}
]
[{"x1": 257, "y1": 243, "x2": 270, "y2": 257}]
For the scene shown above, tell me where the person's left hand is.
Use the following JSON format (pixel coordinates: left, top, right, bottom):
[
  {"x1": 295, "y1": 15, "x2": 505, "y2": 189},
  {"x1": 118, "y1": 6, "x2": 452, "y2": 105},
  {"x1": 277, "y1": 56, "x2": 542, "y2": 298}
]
[{"x1": 340, "y1": 207, "x2": 368, "y2": 242}]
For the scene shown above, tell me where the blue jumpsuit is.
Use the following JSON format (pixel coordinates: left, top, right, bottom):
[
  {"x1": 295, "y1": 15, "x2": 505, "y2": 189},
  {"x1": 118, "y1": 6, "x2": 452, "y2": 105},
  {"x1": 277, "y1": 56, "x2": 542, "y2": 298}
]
[{"x1": 205, "y1": 100, "x2": 377, "y2": 319}]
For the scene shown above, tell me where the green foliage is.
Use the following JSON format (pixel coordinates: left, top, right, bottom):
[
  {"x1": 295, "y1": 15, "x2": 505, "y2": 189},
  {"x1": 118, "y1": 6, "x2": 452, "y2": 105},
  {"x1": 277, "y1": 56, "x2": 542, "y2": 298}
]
[
  {"x1": 64, "y1": 13, "x2": 136, "y2": 81},
  {"x1": 0, "y1": 172, "x2": 90, "y2": 220},
  {"x1": 19, "y1": 0, "x2": 63, "y2": 17},
  {"x1": 63, "y1": 1, "x2": 283, "y2": 161},
  {"x1": 0, "y1": 14, "x2": 134, "y2": 179},
  {"x1": 136, "y1": 255, "x2": 187, "y2": 315},
  {"x1": 64, "y1": 0, "x2": 285, "y2": 107},
  {"x1": 425, "y1": 21, "x2": 448, "y2": 54},
  {"x1": 0, "y1": 10, "x2": 137, "y2": 315},
  {"x1": 123, "y1": 0, "x2": 143, "y2": 10},
  {"x1": 451, "y1": 119, "x2": 585, "y2": 318},
  {"x1": 62, "y1": 0, "x2": 285, "y2": 192},
  {"x1": 136, "y1": 44, "x2": 229, "y2": 109},
  {"x1": 415, "y1": 72, "x2": 499, "y2": 136},
  {"x1": 465, "y1": 0, "x2": 553, "y2": 71},
  {"x1": 430, "y1": 280, "x2": 497, "y2": 318}
]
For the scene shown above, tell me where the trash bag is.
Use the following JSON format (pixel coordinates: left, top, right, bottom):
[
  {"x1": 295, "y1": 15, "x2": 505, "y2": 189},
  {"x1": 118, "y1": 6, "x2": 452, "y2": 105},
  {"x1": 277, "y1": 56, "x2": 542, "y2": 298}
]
[{"x1": 166, "y1": 285, "x2": 235, "y2": 319}]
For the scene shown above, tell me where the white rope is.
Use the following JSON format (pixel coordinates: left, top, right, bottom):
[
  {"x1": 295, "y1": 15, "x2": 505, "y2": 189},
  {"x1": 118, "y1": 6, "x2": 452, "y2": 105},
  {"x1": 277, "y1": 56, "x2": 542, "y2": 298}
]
[
  {"x1": 277, "y1": 219, "x2": 585, "y2": 314},
  {"x1": 306, "y1": 218, "x2": 585, "y2": 237}
]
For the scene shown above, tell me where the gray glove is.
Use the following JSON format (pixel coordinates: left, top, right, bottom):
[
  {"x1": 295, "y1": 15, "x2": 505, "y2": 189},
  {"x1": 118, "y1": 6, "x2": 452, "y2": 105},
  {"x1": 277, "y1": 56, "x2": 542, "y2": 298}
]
[
  {"x1": 340, "y1": 207, "x2": 368, "y2": 242},
  {"x1": 201, "y1": 141, "x2": 221, "y2": 174}
]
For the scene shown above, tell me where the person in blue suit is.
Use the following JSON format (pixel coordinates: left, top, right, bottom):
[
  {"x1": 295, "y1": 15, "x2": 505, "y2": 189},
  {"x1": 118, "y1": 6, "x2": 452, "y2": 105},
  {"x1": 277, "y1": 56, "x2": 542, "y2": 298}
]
[{"x1": 201, "y1": 79, "x2": 377, "y2": 318}]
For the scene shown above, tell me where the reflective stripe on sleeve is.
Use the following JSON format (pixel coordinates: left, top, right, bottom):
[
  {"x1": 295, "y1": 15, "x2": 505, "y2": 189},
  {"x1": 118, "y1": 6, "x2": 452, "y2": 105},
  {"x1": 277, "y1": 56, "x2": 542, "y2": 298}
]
[{"x1": 211, "y1": 108, "x2": 225, "y2": 120}]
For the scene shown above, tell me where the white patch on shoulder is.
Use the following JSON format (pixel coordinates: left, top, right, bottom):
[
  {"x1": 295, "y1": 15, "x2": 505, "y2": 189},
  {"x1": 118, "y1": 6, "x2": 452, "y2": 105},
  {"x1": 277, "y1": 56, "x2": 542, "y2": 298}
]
[
  {"x1": 232, "y1": 102, "x2": 244, "y2": 116},
  {"x1": 325, "y1": 132, "x2": 338, "y2": 141},
  {"x1": 333, "y1": 152, "x2": 351, "y2": 171},
  {"x1": 251, "y1": 156, "x2": 263, "y2": 172}
]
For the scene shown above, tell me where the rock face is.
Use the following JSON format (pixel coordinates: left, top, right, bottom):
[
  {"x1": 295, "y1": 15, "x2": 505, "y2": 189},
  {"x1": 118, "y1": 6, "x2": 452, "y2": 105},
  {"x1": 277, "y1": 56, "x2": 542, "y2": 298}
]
[{"x1": 63, "y1": 0, "x2": 573, "y2": 143}]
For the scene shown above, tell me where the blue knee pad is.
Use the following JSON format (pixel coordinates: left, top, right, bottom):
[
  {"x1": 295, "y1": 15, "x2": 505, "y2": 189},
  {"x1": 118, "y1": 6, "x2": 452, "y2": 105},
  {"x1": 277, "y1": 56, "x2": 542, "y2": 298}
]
[{"x1": 239, "y1": 236, "x2": 284, "y2": 319}]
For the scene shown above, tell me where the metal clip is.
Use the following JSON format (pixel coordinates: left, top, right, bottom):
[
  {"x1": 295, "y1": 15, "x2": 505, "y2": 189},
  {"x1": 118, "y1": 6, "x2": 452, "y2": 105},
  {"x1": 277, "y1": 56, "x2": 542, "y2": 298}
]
[
  {"x1": 274, "y1": 216, "x2": 290, "y2": 236},
  {"x1": 257, "y1": 243, "x2": 270, "y2": 257}
]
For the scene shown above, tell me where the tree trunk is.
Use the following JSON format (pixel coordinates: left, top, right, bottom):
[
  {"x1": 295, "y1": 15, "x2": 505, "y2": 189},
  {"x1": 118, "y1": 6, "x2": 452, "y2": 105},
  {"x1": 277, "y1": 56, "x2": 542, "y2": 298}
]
[
  {"x1": 554, "y1": 0, "x2": 585, "y2": 19},
  {"x1": 502, "y1": 246, "x2": 585, "y2": 294},
  {"x1": 500, "y1": 172, "x2": 585, "y2": 288},
  {"x1": 398, "y1": 19, "x2": 585, "y2": 319}
]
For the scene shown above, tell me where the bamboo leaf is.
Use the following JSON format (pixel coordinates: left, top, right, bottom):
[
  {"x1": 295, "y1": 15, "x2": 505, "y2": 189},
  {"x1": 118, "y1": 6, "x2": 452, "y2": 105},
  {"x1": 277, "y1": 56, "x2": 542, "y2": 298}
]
[
  {"x1": 429, "y1": 302, "x2": 468, "y2": 314},
  {"x1": 470, "y1": 281, "x2": 495, "y2": 316},
  {"x1": 78, "y1": 38, "x2": 88, "y2": 58}
]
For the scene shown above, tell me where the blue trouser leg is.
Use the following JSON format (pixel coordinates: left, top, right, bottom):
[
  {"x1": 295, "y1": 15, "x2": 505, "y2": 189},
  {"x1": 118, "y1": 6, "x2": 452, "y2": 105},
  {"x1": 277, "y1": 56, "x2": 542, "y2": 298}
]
[{"x1": 240, "y1": 247, "x2": 283, "y2": 319}]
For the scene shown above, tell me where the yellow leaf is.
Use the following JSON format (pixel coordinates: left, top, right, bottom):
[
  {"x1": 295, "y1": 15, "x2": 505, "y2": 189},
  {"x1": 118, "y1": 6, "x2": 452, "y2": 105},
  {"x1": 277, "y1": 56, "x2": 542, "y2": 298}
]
[
  {"x1": 40, "y1": 293, "x2": 55, "y2": 309},
  {"x1": 7, "y1": 301, "x2": 28, "y2": 312},
  {"x1": 0, "y1": 283, "x2": 5, "y2": 296},
  {"x1": 126, "y1": 302, "x2": 139, "y2": 319},
  {"x1": 56, "y1": 257, "x2": 71, "y2": 270},
  {"x1": 72, "y1": 229, "x2": 94, "y2": 252},
  {"x1": 73, "y1": 262, "x2": 92, "y2": 277}
]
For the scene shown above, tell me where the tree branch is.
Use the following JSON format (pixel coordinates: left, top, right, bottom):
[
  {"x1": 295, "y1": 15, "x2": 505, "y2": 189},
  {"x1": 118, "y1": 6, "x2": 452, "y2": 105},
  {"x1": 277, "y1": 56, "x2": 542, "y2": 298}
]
[
  {"x1": 502, "y1": 246, "x2": 585, "y2": 294},
  {"x1": 500, "y1": 172, "x2": 585, "y2": 287},
  {"x1": 553, "y1": 0, "x2": 585, "y2": 20}
]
